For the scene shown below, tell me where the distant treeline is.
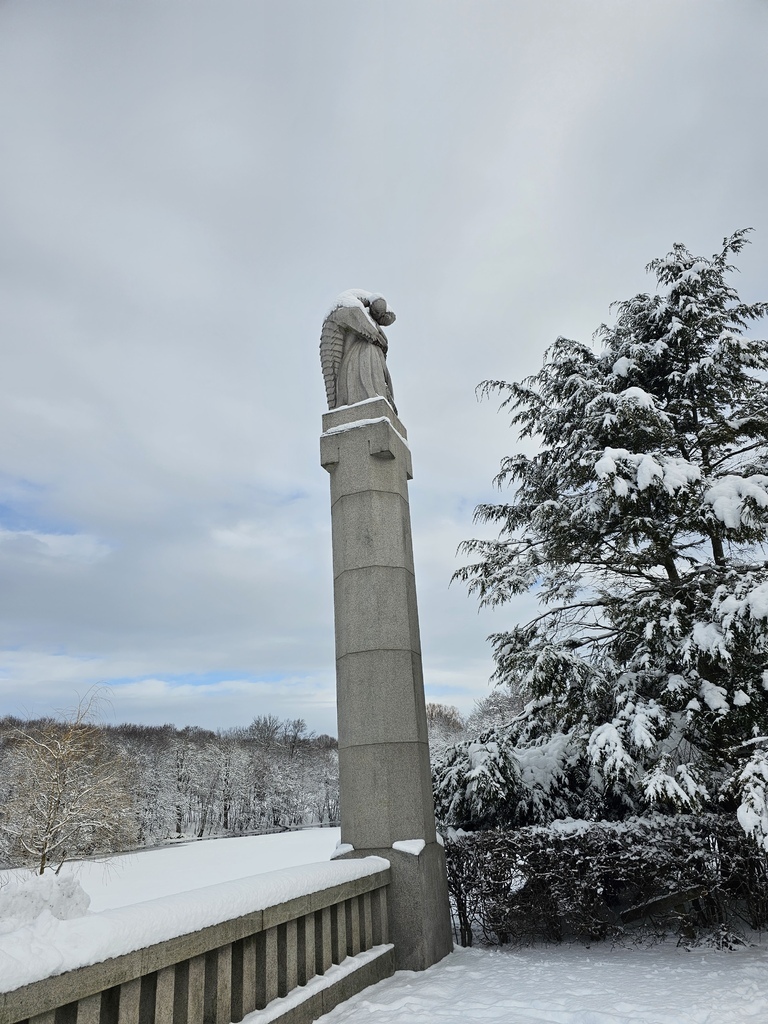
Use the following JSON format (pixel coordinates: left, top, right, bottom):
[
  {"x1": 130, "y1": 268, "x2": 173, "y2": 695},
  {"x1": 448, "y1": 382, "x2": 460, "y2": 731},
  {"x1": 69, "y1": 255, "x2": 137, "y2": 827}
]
[{"x1": 0, "y1": 712, "x2": 339, "y2": 869}]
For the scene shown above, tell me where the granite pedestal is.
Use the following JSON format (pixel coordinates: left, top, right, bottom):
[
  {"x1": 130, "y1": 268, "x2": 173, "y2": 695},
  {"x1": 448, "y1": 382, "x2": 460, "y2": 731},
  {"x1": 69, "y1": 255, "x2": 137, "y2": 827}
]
[{"x1": 321, "y1": 398, "x2": 453, "y2": 971}]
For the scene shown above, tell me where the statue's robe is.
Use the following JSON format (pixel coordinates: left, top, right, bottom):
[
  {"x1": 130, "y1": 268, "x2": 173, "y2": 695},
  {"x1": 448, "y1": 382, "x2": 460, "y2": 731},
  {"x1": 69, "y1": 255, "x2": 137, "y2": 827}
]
[{"x1": 323, "y1": 304, "x2": 396, "y2": 412}]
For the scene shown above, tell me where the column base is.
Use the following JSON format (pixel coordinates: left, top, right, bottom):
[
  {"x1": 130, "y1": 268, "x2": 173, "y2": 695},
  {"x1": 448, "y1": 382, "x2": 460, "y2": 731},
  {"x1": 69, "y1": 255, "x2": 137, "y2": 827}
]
[{"x1": 338, "y1": 842, "x2": 453, "y2": 971}]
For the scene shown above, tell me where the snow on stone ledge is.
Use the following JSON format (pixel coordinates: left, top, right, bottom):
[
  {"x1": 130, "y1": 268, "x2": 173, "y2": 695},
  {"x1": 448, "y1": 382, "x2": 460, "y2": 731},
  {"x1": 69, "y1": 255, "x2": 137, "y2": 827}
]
[
  {"x1": 321, "y1": 416, "x2": 409, "y2": 451},
  {"x1": 249, "y1": 944, "x2": 393, "y2": 1024},
  {"x1": 0, "y1": 858, "x2": 389, "y2": 995},
  {"x1": 330, "y1": 843, "x2": 355, "y2": 860},
  {"x1": 329, "y1": 396, "x2": 393, "y2": 413},
  {"x1": 392, "y1": 839, "x2": 425, "y2": 856}
]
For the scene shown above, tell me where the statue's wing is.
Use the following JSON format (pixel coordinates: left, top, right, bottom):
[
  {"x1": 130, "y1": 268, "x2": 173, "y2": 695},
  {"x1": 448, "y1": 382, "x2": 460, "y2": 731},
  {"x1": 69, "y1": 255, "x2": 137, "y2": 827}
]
[{"x1": 319, "y1": 316, "x2": 346, "y2": 408}]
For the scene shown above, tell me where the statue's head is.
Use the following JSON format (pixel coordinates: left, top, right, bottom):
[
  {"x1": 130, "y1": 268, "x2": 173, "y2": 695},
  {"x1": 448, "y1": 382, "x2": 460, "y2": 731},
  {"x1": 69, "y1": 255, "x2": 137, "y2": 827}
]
[{"x1": 369, "y1": 296, "x2": 396, "y2": 327}]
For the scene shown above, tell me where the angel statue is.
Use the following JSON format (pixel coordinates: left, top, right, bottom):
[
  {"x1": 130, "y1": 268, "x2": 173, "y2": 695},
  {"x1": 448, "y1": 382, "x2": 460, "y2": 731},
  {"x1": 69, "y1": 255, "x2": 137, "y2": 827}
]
[{"x1": 320, "y1": 290, "x2": 397, "y2": 413}]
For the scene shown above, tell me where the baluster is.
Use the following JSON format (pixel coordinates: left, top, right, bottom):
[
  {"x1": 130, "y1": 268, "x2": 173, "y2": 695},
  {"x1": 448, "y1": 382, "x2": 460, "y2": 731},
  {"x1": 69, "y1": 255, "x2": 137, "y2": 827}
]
[
  {"x1": 29, "y1": 1011, "x2": 56, "y2": 1024},
  {"x1": 330, "y1": 902, "x2": 346, "y2": 964},
  {"x1": 345, "y1": 897, "x2": 361, "y2": 957},
  {"x1": 277, "y1": 919, "x2": 298, "y2": 998},
  {"x1": 370, "y1": 885, "x2": 389, "y2": 945},
  {"x1": 76, "y1": 993, "x2": 102, "y2": 1024},
  {"x1": 297, "y1": 912, "x2": 315, "y2": 986},
  {"x1": 359, "y1": 891, "x2": 373, "y2": 951},
  {"x1": 208, "y1": 944, "x2": 232, "y2": 1024},
  {"x1": 187, "y1": 955, "x2": 206, "y2": 1024},
  {"x1": 316, "y1": 907, "x2": 332, "y2": 975},
  {"x1": 240, "y1": 934, "x2": 257, "y2": 1018},
  {"x1": 255, "y1": 927, "x2": 278, "y2": 1010},
  {"x1": 229, "y1": 939, "x2": 244, "y2": 1023},
  {"x1": 154, "y1": 964, "x2": 175, "y2": 1024},
  {"x1": 118, "y1": 977, "x2": 142, "y2": 1024}
]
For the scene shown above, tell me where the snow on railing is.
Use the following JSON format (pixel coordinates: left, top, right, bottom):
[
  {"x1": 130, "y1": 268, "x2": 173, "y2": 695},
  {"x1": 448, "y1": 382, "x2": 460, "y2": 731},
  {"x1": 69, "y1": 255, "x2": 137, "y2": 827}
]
[{"x1": 0, "y1": 859, "x2": 393, "y2": 1024}]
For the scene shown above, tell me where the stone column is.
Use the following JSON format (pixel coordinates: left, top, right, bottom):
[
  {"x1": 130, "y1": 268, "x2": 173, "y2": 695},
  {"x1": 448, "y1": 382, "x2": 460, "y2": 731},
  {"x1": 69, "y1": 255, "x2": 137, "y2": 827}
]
[{"x1": 321, "y1": 397, "x2": 453, "y2": 972}]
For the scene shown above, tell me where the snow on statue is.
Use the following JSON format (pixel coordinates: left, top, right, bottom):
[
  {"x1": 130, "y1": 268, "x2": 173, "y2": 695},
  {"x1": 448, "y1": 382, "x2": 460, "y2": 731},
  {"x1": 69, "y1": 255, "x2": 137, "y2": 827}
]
[
  {"x1": 320, "y1": 290, "x2": 397, "y2": 411},
  {"x1": 437, "y1": 229, "x2": 768, "y2": 851}
]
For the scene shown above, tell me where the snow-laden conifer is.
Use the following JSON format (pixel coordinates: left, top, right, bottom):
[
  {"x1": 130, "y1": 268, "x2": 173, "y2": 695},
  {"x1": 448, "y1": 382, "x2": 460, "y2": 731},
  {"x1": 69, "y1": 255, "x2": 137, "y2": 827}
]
[{"x1": 438, "y1": 230, "x2": 768, "y2": 844}]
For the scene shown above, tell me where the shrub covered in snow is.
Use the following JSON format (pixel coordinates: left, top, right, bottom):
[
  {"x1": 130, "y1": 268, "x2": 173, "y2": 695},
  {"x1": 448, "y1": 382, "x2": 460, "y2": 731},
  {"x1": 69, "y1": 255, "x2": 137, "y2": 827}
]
[
  {"x1": 444, "y1": 815, "x2": 768, "y2": 947},
  {"x1": 446, "y1": 230, "x2": 768, "y2": 845}
]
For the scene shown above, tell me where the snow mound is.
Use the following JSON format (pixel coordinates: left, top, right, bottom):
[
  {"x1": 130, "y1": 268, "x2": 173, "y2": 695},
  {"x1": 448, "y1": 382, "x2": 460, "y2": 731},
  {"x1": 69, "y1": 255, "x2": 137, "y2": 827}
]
[{"x1": 0, "y1": 872, "x2": 90, "y2": 934}]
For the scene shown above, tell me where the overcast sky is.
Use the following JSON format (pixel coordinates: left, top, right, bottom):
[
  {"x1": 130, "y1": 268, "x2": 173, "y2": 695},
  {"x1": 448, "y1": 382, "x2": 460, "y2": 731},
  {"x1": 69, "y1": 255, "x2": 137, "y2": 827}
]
[{"x1": 1, "y1": 0, "x2": 767, "y2": 734}]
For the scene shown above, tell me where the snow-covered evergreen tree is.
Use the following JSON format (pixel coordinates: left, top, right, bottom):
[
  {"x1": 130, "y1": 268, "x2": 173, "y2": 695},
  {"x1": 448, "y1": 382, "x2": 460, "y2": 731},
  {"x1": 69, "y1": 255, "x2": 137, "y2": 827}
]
[{"x1": 438, "y1": 231, "x2": 768, "y2": 845}]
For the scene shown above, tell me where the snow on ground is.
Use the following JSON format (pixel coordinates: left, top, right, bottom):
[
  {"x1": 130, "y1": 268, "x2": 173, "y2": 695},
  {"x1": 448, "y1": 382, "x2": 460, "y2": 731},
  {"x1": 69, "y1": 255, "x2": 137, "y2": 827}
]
[{"x1": 315, "y1": 941, "x2": 768, "y2": 1024}]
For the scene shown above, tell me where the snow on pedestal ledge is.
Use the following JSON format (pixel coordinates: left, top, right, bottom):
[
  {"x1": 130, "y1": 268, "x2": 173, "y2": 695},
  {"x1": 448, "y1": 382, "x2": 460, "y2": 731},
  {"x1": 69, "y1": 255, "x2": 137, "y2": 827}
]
[
  {"x1": 391, "y1": 840, "x2": 426, "y2": 856},
  {"x1": 330, "y1": 843, "x2": 355, "y2": 860},
  {"x1": 321, "y1": 416, "x2": 409, "y2": 450}
]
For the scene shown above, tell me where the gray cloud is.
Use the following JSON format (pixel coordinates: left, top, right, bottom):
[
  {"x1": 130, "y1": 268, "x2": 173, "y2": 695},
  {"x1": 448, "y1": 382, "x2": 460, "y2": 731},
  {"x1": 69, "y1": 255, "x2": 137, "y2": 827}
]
[{"x1": 1, "y1": 0, "x2": 767, "y2": 729}]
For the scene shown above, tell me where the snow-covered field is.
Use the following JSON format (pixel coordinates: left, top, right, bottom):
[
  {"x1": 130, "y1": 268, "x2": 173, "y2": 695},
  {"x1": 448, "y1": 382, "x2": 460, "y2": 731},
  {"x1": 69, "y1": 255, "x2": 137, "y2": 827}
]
[
  {"x1": 2, "y1": 829, "x2": 767, "y2": 1023},
  {"x1": 53, "y1": 828, "x2": 342, "y2": 912},
  {"x1": 1, "y1": 829, "x2": 383, "y2": 993}
]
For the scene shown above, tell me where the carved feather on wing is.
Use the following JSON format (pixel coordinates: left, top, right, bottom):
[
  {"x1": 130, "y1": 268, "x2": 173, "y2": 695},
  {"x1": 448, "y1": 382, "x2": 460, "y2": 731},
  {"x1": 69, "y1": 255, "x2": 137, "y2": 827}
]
[{"x1": 319, "y1": 317, "x2": 345, "y2": 409}]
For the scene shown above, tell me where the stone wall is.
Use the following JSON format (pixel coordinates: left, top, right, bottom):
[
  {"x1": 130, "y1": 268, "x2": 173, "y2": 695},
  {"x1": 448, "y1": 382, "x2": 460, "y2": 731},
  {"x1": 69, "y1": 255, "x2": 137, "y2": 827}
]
[{"x1": 2, "y1": 866, "x2": 393, "y2": 1024}]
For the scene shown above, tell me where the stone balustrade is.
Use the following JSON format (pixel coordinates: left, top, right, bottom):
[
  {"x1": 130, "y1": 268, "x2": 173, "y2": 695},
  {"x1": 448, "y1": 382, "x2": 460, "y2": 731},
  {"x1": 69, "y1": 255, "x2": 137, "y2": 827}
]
[{"x1": 1, "y1": 865, "x2": 393, "y2": 1024}]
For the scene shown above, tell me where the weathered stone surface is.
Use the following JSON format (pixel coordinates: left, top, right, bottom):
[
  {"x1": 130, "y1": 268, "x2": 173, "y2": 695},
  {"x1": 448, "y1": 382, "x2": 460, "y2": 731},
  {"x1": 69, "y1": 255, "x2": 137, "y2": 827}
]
[
  {"x1": 339, "y1": 741, "x2": 435, "y2": 850},
  {"x1": 336, "y1": 649, "x2": 428, "y2": 747},
  {"x1": 333, "y1": 565, "x2": 421, "y2": 658},
  {"x1": 322, "y1": 394, "x2": 453, "y2": 972},
  {"x1": 330, "y1": 490, "x2": 413, "y2": 577},
  {"x1": 214, "y1": 942, "x2": 233, "y2": 1024}
]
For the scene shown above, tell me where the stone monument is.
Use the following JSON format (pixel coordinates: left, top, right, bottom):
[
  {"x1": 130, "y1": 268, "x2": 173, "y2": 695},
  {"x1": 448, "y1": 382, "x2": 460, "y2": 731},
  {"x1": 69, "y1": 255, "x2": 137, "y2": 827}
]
[{"x1": 319, "y1": 290, "x2": 453, "y2": 971}]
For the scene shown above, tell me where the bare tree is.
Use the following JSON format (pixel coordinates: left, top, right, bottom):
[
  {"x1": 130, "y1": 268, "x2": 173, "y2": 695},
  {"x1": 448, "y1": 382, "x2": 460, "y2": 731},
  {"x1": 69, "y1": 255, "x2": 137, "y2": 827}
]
[
  {"x1": 0, "y1": 691, "x2": 136, "y2": 874},
  {"x1": 426, "y1": 703, "x2": 466, "y2": 756}
]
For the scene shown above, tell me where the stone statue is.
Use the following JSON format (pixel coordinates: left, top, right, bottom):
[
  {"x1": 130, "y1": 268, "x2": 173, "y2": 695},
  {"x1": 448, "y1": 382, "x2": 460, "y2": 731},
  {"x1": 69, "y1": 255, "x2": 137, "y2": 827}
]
[{"x1": 320, "y1": 290, "x2": 397, "y2": 412}]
